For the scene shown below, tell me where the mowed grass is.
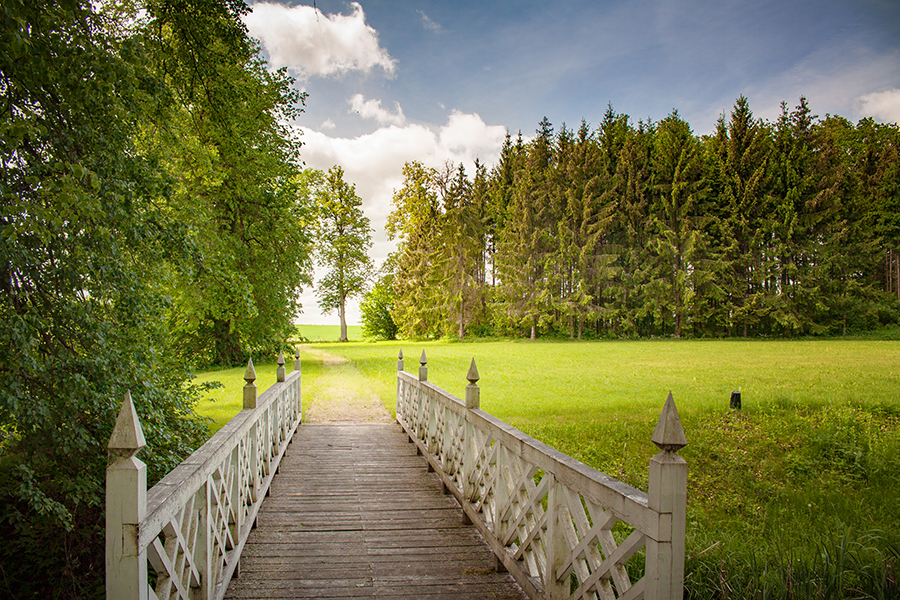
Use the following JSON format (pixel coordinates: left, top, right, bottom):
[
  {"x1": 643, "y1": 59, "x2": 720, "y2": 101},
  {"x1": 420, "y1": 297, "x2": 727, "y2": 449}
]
[
  {"x1": 305, "y1": 339, "x2": 900, "y2": 598},
  {"x1": 193, "y1": 338, "x2": 900, "y2": 597},
  {"x1": 294, "y1": 323, "x2": 363, "y2": 342}
]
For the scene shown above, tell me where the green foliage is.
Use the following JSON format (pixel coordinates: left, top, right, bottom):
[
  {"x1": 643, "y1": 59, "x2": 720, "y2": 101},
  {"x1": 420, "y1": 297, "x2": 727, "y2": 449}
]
[
  {"x1": 314, "y1": 166, "x2": 374, "y2": 342},
  {"x1": 0, "y1": 0, "x2": 312, "y2": 595},
  {"x1": 387, "y1": 98, "x2": 900, "y2": 341},
  {"x1": 0, "y1": 0, "x2": 211, "y2": 595},
  {"x1": 140, "y1": 0, "x2": 314, "y2": 366},
  {"x1": 361, "y1": 279, "x2": 399, "y2": 341}
]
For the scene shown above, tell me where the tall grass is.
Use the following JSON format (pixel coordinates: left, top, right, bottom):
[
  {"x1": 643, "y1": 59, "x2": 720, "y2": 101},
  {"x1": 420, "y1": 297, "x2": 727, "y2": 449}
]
[
  {"x1": 312, "y1": 339, "x2": 900, "y2": 599},
  {"x1": 194, "y1": 338, "x2": 900, "y2": 598}
]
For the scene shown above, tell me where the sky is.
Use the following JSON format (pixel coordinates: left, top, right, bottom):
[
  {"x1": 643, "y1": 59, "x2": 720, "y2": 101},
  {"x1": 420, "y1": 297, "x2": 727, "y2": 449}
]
[{"x1": 241, "y1": 0, "x2": 900, "y2": 326}]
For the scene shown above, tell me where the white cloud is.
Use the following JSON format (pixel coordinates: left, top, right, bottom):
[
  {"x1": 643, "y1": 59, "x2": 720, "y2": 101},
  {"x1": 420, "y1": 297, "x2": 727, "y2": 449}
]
[
  {"x1": 349, "y1": 94, "x2": 406, "y2": 126},
  {"x1": 439, "y1": 110, "x2": 507, "y2": 155},
  {"x1": 418, "y1": 10, "x2": 442, "y2": 33},
  {"x1": 294, "y1": 111, "x2": 506, "y2": 324},
  {"x1": 244, "y1": 2, "x2": 396, "y2": 79},
  {"x1": 320, "y1": 118, "x2": 336, "y2": 130},
  {"x1": 856, "y1": 89, "x2": 900, "y2": 124}
]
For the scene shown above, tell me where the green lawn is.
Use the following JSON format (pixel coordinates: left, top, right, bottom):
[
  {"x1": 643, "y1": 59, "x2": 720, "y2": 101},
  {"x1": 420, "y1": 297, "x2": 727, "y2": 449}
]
[
  {"x1": 194, "y1": 338, "x2": 900, "y2": 598},
  {"x1": 294, "y1": 323, "x2": 363, "y2": 342}
]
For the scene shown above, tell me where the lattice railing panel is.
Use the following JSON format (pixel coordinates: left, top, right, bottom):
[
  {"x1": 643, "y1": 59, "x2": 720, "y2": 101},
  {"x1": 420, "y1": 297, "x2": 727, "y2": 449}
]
[
  {"x1": 395, "y1": 353, "x2": 687, "y2": 600},
  {"x1": 106, "y1": 357, "x2": 303, "y2": 600}
]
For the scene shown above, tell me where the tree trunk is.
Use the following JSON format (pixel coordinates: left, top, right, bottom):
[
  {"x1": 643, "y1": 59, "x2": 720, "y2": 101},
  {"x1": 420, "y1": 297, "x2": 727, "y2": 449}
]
[
  {"x1": 458, "y1": 298, "x2": 465, "y2": 340},
  {"x1": 530, "y1": 315, "x2": 537, "y2": 340},
  {"x1": 339, "y1": 297, "x2": 348, "y2": 342},
  {"x1": 212, "y1": 318, "x2": 242, "y2": 366}
]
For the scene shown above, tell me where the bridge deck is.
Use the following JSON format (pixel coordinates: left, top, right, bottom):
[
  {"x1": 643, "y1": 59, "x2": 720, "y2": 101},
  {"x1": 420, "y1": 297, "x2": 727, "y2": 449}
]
[{"x1": 225, "y1": 423, "x2": 527, "y2": 600}]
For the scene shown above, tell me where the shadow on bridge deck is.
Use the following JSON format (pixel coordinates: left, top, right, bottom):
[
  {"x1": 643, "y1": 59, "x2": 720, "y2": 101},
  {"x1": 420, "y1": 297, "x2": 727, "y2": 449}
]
[{"x1": 225, "y1": 423, "x2": 527, "y2": 600}]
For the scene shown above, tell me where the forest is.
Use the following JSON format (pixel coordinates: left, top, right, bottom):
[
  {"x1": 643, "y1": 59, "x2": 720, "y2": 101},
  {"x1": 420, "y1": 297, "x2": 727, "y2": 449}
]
[
  {"x1": 0, "y1": 0, "x2": 320, "y2": 596},
  {"x1": 374, "y1": 98, "x2": 900, "y2": 341}
]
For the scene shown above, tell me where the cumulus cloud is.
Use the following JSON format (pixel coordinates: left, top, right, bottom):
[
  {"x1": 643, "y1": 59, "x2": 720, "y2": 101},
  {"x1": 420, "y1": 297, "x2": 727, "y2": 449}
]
[
  {"x1": 320, "y1": 118, "x2": 336, "y2": 130},
  {"x1": 294, "y1": 110, "x2": 506, "y2": 324},
  {"x1": 244, "y1": 2, "x2": 396, "y2": 79},
  {"x1": 298, "y1": 111, "x2": 506, "y2": 227},
  {"x1": 856, "y1": 89, "x2": 900, "y2": 124},
  {"x1": 349, "y1": 94, "x2": 406, "y2": 126}
]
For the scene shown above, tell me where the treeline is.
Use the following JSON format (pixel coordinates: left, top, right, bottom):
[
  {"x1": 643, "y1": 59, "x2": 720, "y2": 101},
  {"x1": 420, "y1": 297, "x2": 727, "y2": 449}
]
[
  {"x1": 1, "y1": 1, "x2": 313, "y2": 596},
  {"x1": 378, "y1": 98, "x2": 900, "y2": 340}
]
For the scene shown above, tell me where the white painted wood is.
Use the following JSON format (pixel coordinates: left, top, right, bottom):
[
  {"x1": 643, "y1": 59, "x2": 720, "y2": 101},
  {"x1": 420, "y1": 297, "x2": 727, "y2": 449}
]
[
  {"x1": 395, "y1": 357, "x2": 688, "y2": 600},
  {"x1": 106, "y1": 368, "x2": 302, "y2": 600},
  {"x1": 106, "y1": 392, "x2": 149, "y2": 600}
]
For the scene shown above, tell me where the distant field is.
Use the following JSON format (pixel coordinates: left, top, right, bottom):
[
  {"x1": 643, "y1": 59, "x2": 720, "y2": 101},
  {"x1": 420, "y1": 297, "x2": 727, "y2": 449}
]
[
  {"x1": 308, "y1": 339, "x2": 900, "y2": 598},
  {"x1": 194, "y1": 338, "x2": 900, "y2": 597},
  {"x1": 293, "y1": 323, "x2": 363, "y2": 342}
]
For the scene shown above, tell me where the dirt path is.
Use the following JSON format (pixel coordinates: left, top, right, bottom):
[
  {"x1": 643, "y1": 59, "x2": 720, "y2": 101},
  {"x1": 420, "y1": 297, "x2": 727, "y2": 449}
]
[{"x1": 302, "y1": 348, "x2": 393, "y2": 424}]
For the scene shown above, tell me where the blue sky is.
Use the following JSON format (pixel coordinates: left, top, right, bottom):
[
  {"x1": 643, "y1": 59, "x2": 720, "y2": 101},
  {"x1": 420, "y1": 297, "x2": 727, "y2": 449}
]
[{"x1": 243, "y1": 0, "x2": 900, "y2": 325}]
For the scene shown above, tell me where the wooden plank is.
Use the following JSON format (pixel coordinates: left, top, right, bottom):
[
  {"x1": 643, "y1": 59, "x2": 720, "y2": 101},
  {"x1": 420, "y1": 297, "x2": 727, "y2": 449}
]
[{"x1": 225, "y1": 423, "x2": 526, "y2": 600}]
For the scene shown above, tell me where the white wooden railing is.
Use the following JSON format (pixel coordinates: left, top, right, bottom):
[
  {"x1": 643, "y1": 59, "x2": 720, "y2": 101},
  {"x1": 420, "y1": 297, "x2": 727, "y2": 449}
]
[
  {"x1": 395, "y1": 350, "x2": 688, "y2": 600},
  {"x1": 106, "y1": 349, "x2": 302, "y2": 600}
]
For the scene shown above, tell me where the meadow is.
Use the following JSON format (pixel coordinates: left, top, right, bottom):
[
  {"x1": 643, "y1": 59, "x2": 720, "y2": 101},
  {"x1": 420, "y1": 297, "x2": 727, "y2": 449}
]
[
  {"x1": 194, "y1": 338, "x2": 900, "y2": 598},
  {"x1": 293, "y1": 323, "x2": 363, "y2": 342}
]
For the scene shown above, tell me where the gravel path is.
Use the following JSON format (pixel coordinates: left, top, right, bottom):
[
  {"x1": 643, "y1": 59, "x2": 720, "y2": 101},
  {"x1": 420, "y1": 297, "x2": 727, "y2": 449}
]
[{"x1": 302, "y1": 348, "x2": 393, "y2": 424}]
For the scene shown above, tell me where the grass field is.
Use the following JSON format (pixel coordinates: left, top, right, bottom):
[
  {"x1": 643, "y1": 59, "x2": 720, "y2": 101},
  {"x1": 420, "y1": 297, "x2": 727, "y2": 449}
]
[
  {"x1": 194, "y1": 338, "x2": 900, "y2": 598},
  {"x1": 293, "y1": 323, "x2": 363, "y2": 342}
]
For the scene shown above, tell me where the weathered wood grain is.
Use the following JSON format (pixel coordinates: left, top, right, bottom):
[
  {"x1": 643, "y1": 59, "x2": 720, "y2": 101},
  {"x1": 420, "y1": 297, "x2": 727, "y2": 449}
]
[{"x1": 224, "y1": 423, "x2": 527, "y2": 600}]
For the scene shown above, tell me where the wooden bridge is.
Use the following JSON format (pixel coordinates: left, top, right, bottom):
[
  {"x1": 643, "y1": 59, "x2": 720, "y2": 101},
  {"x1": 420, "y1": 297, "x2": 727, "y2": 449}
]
[{"x1": 106, "y1": 350, "x2": 688, "y2": 600}]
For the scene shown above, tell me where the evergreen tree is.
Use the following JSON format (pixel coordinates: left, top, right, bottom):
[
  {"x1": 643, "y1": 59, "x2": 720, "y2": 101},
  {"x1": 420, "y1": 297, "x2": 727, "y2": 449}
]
[
  {"x1": 496, "y1": 119, "x2": 556, "y2": 339},
  {"x1": 709, "y1": 96, "x2": 772, "y2": 336},
  {"x1": 646, "y1": 111, "x2": 707, "y2": 337},
  {"x1": 386, "y1": 162, "x2": 445, "y2": 337}
]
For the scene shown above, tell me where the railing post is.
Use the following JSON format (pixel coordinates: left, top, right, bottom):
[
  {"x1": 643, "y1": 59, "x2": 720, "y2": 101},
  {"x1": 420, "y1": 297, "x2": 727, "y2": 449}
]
[
  {"x1": 416, "y1": 351, "x2": 428, "y2": 443},
  {"x1": 396, "y1": 350, "x2": 405, "y2": 420},
  {"x1": 646, "y1": 392, "x2": 688, "y2": 600},
  {"x1": 294, "y1": 347, "x2": 302, "y2": 420},
  {"x1": 276, "y1": 349, "x2": 286, "y2": 383},
  {"x1": 418, "y1": 350, "x2": 427, "y2": 381},
  {"x1": 106, "y1": 391, "x2": 149, "y2": 600},
  {"x1": 462, "y1": 358, "x2": 480, "y2": 506},
  {"x1": 243, "y1": 357, "x2": 258, "y2": 409},
  {"x1": 544, "y1": 474, "x2": 569, "y2": 600}
]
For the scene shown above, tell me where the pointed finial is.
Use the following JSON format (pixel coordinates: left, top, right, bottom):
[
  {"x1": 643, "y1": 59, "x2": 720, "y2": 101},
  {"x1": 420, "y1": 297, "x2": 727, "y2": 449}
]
[
  {"x1": 651, "y1": 392, "x2": 688, "y2": 452},
  {"x1": 108, "y1": 390, "x2": 146, "y2": 458},
  {"x1": 276, "y1": 349, "x2": 286, "y2": 382},
  {"x1": 397, "y1": 349, "x2": 404, "y2": 372},
  {"x1": 466, "y1": 358, "x2": 480, "y2": 384},
  {"x1": 294, "y1": 346, "x2": 301, "y2": 371},
  {"x1": 398, "y1": 349, "x2": 404, "y2": 360},
  {"x1": 244, "y1": 357, "x2": 257, "y2": 384},
  {"x1": 418, "y1": 350, "x2": 428, "y2": 381},
  {"x1": 465, "y1": 358, "x2": 480, "y2": 409}
]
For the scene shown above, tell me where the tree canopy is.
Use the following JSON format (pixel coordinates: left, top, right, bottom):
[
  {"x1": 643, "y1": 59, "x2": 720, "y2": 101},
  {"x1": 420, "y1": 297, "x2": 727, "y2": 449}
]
[
  {"x1": 314, "y1": 166, "x2": 374, "y2": 342},
  {"x1": 385, "y1": 99, "x2": 900, "y2": 340},
  {"x1": 0, "y1": 0, "x2": 314, "y2": 595}
]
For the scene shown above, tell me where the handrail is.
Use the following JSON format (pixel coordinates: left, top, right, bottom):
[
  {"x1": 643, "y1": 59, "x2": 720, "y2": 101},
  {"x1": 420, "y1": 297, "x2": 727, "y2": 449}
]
[
  {"x1": 395, "y1": 350, "x2": 687, "y2": 600},
  {"x1": 106, "y1": 349, "x2": 302, "y2": 600}
]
